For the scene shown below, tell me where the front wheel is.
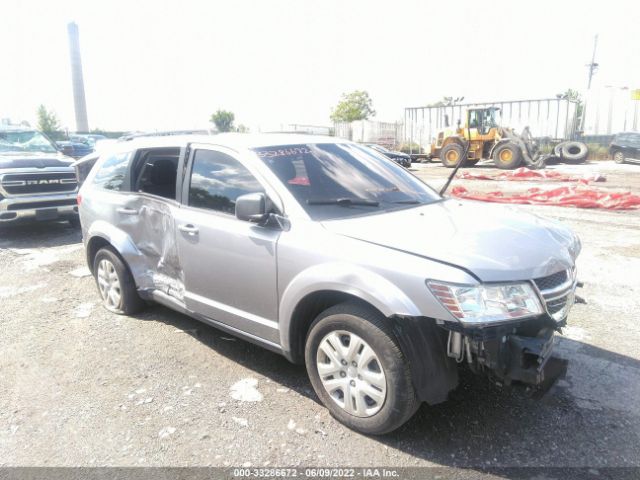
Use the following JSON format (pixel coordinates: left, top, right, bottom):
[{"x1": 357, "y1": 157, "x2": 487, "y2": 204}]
[
  {"x1": 492, "y1": 143, "x2": 523, "y2": 169},
  {"x1": 305, "y1": 302, "x2": 419, "y2": 435}
]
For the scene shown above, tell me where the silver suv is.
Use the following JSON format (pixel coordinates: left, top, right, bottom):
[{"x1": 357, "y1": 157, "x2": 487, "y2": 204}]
[{"x1": 79, "y1": 134, "x2": 580, "y2": 434}]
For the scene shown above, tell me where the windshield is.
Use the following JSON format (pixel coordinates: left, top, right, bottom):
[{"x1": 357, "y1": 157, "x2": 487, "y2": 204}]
[
  {"x1": 254, "y1": 143, "x2": 440, "y2": 220},
  {"x1": 0, "y1": 130, "x2": 58, "y2": 153}
]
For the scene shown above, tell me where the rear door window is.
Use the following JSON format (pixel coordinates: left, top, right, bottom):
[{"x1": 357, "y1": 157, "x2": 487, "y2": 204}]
[
  {"x1": 188, "y1": 149, "x2": 264, "y2": 214},
  {"x1": 132, "y1": 148, "x2": 181, "y2": 200},
  {"x1": 92, "y1": 152, "x2": 131, "y2": 191}
]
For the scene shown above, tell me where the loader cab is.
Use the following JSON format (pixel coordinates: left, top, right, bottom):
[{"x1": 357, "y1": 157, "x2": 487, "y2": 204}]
[{"x1": 466, "y1": 107, "x2": 500, "y2": 136}]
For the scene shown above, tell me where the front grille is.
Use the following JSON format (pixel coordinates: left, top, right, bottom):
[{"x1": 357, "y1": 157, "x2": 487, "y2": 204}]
[
  {"x1": 8, "y1": 199, "x2": 77, "y2": 210},
  {"x1": 1, "y1": 172, "x2": 77, "y2": 195},
  {"x1": 534, "y1": 270, "x2": 568, "y2": 291},
  {"x1": 533, "y1": 269, "x2": 575, "y2": 322}
]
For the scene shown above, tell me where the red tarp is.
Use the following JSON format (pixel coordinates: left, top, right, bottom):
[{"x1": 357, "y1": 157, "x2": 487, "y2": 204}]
[
  {"x1": 451, "y1": 185, "x2": 640, "y2": 210},
  {"x1": 458, "y1": 167, "x2": 606, "y2": 183}
]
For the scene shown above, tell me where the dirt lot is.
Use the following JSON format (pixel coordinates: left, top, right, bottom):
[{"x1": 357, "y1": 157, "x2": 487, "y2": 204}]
[{"x1": 1, "y1": 160, "x2": 639, "y2": 469}]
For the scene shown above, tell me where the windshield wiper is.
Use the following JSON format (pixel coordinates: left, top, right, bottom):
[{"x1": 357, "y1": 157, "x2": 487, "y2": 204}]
[
  {"x1": 391, "y1": 200, "x2": 422, "y2": 204},
  {"x1": 307, "y1": 197, "x2": 379, "y2": 207}
]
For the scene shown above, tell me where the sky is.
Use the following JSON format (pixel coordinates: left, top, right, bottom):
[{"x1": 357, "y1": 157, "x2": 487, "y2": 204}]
[{"x1": 1, "y1": 0, "x2": 638, "y2": 132}]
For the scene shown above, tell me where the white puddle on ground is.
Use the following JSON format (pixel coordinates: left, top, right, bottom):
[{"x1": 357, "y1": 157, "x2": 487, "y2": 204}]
[
  {"x1": 230, "y1": 378, "x2": 263, "y2": 402},
  {"x1": 0, "y1": 283, "x2": 46, "y2": 299}
]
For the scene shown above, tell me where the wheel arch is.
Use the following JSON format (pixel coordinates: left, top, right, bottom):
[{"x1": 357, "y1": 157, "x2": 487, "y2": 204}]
[
  {"x1": 488, "y1": 138, "x2": 512, "y2": 159},
  {"x1": 279, "y1": 264, "x2": 422, "y2": 363},
  {"x1": 85, "y1": 221, "x2": 145, "y2": 286}
]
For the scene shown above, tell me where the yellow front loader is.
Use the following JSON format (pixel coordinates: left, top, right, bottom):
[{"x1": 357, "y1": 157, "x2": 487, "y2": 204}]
[{"x1": 430, "y1": 107, "x2": 548, "y2": 169}]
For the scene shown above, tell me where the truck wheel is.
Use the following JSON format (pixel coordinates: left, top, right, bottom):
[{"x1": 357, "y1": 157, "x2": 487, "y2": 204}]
[
  {"x1": 613, "y1": 150, "x2": 625, "y2": 164},
  {"x1": 440, "y1": 144, "x2": 465, "y2": 168},
  {"x1": 305, "y1": 302, "x2": 419, "y2": 435},
  {"x1": 560, "y1": 141, "x2": 588, "y2": 163},
  {"x1": 93, "y1": 247, "x2": 145, "y2": 315},
  {"x1": 493, "y1": 143, "x2": 523, "y2": 169}
]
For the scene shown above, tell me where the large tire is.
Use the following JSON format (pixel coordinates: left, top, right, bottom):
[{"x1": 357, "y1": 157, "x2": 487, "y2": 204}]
[
  {"x1": 612, "y1": 150, "x2": 625, "y2": 164},
  {"x1": 93, "y1": 247, "x2": 145, "y2": 315},
  {"x1": 492, "y1": 143, "x2": 523, "y2": 169},
  {"x1": 305, "y1": 302, "x2": 419, "y2": 435},
  {"x1": 440, "y1": 143, "x2": 465, "y2": 168},
  {"x1": 560, "y1": 141, "x2": 588, "y2": 163}
]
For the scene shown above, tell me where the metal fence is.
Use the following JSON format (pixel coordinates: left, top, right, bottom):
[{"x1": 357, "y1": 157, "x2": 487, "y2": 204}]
[
  {"x1": 333, "y1": 120, "x2": 403, "y2": 147},
  {"x1": 404, "y1": 98, "x2": 580, "y2": 152}
]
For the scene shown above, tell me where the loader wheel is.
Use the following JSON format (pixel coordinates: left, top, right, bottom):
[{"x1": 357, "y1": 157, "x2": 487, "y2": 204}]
[
  {"x1": 493, "y1": 143, "x2": 523, "y2": 169},
  {"x1": 440, "y1": 144, "x2": 465, "y2": 168}
]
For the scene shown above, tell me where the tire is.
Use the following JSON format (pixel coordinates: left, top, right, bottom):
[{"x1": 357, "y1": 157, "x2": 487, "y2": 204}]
[
  {"x1": 492, "y1": 143, "x2": 523, "y2": 169},
  {"x1": 559, "y1": 141, "x2": 588, "y2": 163},
  {"x1": 305, "y1": 302, "x2": 419, "y2": 435},
  {"x1": 613, "y1": 150, "x2": 625, "y2": 164},
  {"x1": 440, "y1": 143, "x2": 465, "y2": 168},
  {"x1": 93, "y1": 247, "x2": 145, "y2": 315},
  {"x1": 553, "y1": 142, "x2": 565, "y2": 157}
]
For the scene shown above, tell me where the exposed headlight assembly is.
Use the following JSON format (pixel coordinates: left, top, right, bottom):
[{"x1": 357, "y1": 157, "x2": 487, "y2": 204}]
[{"x1": 427, "y1": 280, "x2": 543, "y2": 324}]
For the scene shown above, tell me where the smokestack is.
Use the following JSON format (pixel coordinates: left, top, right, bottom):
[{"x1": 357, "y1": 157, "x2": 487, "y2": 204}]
[{"x1": 67, "y1": 22, "x2": 89, "y2": 132}]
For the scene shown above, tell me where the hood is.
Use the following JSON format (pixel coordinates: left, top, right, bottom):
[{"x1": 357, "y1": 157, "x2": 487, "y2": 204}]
[
  {"x1": 322, "y1": 199, "x2": 580, "y2": 282},
  {"x1": 0, "y1": 151, "x2": 74, "y2": 169},
  {"x1": 390, "y1": 150, "x2": 410, "y2": 158}
]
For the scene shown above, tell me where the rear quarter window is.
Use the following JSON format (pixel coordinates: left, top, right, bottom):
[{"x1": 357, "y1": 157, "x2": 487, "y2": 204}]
[{"x1": 92, "y1": 152, "x2": 131, "y2": 191}]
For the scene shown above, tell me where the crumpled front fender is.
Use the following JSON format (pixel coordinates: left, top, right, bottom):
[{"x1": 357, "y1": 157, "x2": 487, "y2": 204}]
[{"x1": 278, "y1": 262, "x2": 422, "y2": 356}]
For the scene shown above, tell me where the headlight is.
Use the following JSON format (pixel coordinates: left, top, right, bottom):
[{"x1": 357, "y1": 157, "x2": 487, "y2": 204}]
[{"x1": 427, "y1": 280, "x2": 543, "y2": 324}]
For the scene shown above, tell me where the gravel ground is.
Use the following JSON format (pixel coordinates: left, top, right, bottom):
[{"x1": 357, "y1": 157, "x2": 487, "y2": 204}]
[{"x1": 0, "y1": 160, "x2": 639, "y2": 469}]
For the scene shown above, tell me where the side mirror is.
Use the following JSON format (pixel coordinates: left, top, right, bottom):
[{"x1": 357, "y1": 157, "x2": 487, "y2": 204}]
[
  {"x1": 235, "y1": 192, "x2": 268, "y2": 223},
  {"x1": 60, "y1": 145, "x2": 74, "y2": 156}
]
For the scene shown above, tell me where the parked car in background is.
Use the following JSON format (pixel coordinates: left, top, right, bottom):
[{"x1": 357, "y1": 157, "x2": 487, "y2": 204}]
[
  {"x1": 365, "y1": 143, "x2": 412, "y2": 168},
  {"x1": 609, "y1": 132, "x2": 640, "y2": 164},
  {"x1": 0, "y1": 127, "x2": 79, "y2": 225},
  {"x1": 79, "y1": 133, "x2": 579, "y2": 434},
  {"x1": 57, "y1": 137, "x2": 94, "y2": 159}
]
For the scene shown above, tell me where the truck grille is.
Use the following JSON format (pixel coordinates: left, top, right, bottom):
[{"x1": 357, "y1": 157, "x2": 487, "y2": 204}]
[{"x1": 0, "y1": 172, "x2": 77, "y2": 195}]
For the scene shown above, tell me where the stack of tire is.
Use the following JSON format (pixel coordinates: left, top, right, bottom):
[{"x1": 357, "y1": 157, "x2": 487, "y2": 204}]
[{"x1": 552, "y1": 141, "x2": 589, "y2": 164}]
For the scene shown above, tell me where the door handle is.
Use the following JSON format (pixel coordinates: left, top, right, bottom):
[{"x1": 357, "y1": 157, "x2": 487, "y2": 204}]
[
  {"x1": 178, "y1": 224, "x2": 199, "y2": 235},
  {"x1": 116, "y1": 207, "x2": 138, "y2": 215}
]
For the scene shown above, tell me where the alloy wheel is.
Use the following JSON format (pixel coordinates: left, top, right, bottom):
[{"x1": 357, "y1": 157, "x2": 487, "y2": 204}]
[{"x1": 97, "y1": 259, "x2": 122, "y2": 309}]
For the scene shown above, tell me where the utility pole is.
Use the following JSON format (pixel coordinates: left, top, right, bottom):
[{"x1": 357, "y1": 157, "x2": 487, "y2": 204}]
[
  {"x1": 580, "y1": 35, "x2": 599, "y2": 133},
  {"x1": 586, "y1": 35, "x2": 599, "y2": 89}
]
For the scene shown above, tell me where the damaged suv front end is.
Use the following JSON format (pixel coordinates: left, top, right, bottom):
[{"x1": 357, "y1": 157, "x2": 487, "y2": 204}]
[{"x1": 429, "y1": 265, "x2": 578, "y2": 391}]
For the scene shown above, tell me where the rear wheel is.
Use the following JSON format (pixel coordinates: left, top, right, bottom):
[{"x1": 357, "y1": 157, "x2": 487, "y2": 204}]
[
  {"x1": 613, "y1": 150, "x2": 625, "y2": 164},
  {"x1": 492, "y1": 143, "x2": 523, "y2": 169},
  {"x1": 440, "y1": 143, "x2": 465, "y2": 168},
  {"x1": 305, "y1": 302, "x2": 419, "y2": 435},
  {"x1": 93, "y1": 247, "x2": 145, "y2": 315}
]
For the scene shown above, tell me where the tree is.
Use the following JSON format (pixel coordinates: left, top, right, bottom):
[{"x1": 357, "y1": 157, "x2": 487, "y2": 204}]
[
  {"x1": 427, "y1": 96, "x2": 464, "y2": 107},
  {"x1": 210, "y1": 110, "x2": 235, "y2": 132},
  {"x1": 557, "y1": 89, "x2": 584, "y2": 124},
  {"x1": 330, "y1": 90, "x2": 376, "y2": 123},
  {"x1": 36, "y1": 105, "x2": 60, "y2": 134},
  {"x1": 236, "y1": 124, "x2": 249, "y2": 133}
]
